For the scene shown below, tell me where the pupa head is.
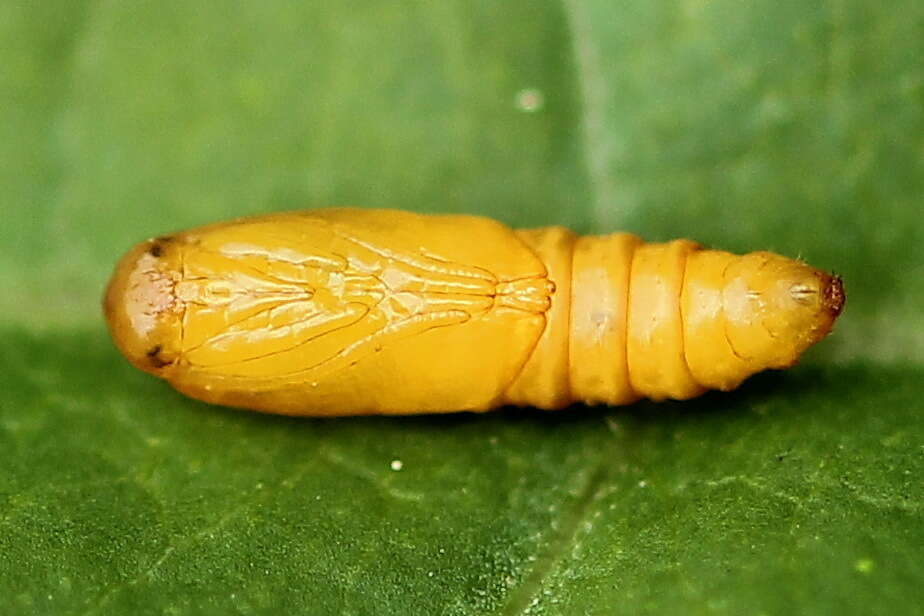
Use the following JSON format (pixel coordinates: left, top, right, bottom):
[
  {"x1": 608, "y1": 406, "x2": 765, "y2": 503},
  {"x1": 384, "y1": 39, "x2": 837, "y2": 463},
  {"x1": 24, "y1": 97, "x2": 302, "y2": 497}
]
[{"x1": 103, "y1": 236, "x2": 183, "y2": 376}]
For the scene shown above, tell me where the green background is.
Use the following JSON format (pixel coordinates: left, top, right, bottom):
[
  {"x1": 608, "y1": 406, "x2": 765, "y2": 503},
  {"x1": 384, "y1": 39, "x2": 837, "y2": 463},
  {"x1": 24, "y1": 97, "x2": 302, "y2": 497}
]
[{"x1": 1, "y1": 1, "x2": 922, "y2": 614}]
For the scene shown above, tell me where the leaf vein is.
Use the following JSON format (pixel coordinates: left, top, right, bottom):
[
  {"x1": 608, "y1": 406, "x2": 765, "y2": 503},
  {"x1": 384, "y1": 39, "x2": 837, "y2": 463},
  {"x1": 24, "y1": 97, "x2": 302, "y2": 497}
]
[{"x1": 499, "y1": 445, "x2": 613, "y2": 616}]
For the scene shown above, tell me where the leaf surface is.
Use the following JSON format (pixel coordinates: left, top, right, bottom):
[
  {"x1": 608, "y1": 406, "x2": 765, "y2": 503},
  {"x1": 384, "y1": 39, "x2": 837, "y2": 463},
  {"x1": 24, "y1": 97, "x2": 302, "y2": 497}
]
[{"x1": 1, "y1": 1, "x2": 921, "y2": 614}]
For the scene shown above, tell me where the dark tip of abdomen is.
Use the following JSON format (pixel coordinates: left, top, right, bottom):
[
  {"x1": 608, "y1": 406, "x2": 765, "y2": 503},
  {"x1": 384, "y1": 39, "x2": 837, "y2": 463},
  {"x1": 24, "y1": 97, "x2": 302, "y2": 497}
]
[{"x1": 824, "y1": 275, "x2": 846, "y2": 317}]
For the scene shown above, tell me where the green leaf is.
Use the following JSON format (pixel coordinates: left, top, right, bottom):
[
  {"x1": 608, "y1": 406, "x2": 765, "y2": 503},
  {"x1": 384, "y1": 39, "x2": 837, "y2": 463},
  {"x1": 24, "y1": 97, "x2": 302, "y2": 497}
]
[{"x1": 1, "y1": 1, "x2": 921, "y2": 614}]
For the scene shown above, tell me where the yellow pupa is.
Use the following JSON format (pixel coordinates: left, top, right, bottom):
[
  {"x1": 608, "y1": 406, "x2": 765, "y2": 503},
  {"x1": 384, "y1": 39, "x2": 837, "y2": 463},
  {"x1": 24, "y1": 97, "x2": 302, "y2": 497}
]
[{"x1": 103, "y1": 208, "x2": 844, "y2": 416}]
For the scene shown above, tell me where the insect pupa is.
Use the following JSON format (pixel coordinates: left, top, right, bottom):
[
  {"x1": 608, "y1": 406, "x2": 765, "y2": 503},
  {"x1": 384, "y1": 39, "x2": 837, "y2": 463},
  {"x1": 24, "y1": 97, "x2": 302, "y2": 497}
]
[{"x1": 103, "y1": 208, "x2": 844, "y2": 416}]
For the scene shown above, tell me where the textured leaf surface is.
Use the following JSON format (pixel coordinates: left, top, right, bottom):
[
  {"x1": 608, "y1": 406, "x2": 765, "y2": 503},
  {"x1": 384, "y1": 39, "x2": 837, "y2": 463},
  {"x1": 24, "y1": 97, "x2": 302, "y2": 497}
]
[{"x1": 1, "y1": 1, "x2": 922, "y2": 614}]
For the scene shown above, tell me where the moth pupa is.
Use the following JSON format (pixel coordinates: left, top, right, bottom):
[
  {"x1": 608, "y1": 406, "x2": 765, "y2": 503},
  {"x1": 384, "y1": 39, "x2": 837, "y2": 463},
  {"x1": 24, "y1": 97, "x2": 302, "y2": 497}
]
[{"x1": 103, "y1": 208, "x2": 844, "y2": 416}]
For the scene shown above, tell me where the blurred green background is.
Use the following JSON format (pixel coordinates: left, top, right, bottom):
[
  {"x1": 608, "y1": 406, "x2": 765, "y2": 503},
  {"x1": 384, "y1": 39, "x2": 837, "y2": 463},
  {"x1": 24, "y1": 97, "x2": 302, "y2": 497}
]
[{"x1": 1, "y1": 1, "x2": 922, "y2": 614}]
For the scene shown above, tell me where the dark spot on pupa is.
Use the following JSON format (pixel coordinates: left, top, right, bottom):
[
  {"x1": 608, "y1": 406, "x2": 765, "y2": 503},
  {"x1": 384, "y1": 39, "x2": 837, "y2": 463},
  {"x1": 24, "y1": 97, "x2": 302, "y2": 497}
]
[
  {"x1": 148, "y1": 236, "x2": 174, "y2": 258},
  {"x1": 146, "y1": 344, "x2": 170, "y2": 368}
]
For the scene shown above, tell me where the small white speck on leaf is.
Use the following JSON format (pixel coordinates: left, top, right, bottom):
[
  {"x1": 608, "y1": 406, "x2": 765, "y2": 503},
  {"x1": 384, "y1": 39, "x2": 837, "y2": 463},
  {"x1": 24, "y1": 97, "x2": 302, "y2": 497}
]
[
  {"x1": 638, "y1": 480, "x2": 648, "y2": 488},
  {"x1": 390, "y1": 459, "x2": 403, "y2": 471},
  {"x1": 515, "y1": 88, "x2": 544, "y2": 112}
]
